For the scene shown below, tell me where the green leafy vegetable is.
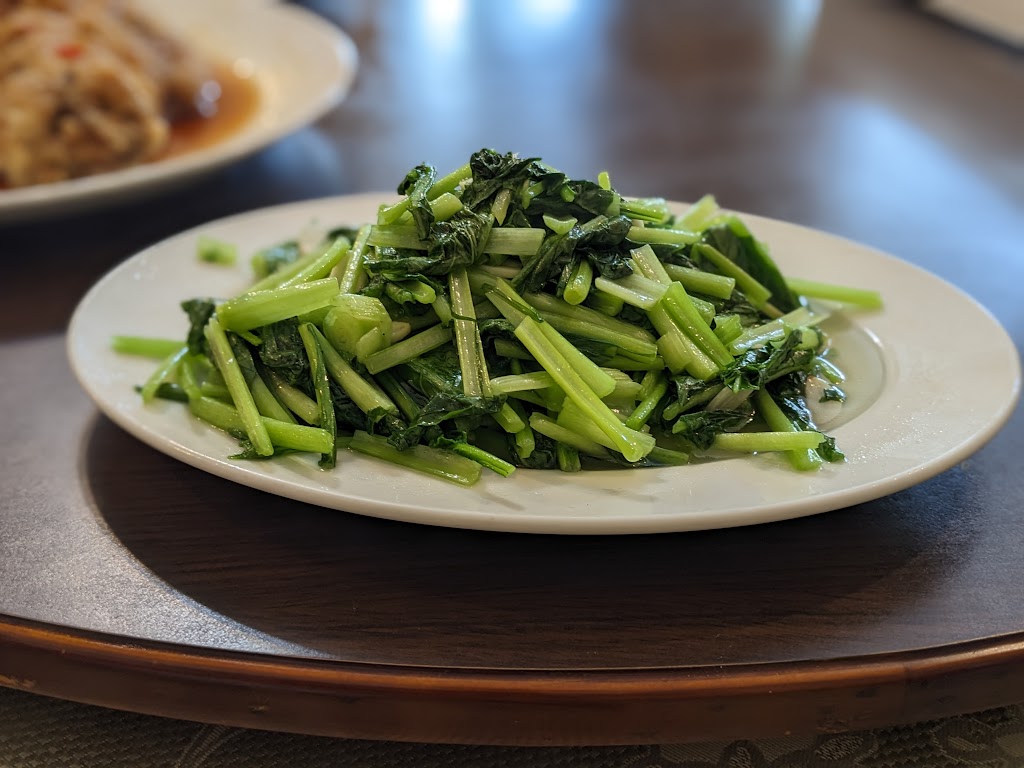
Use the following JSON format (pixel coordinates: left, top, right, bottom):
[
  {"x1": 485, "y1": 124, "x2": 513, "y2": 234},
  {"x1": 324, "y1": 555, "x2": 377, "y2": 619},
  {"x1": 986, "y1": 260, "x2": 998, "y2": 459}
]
[
  {"x1": 702, "y1": 222, "x2": 800, "y2": 313},
  {"x1": 257, "y1": 319, "x2": 309, "y2": 387},
  {"x1": 720, "y1": 330, "x2": 817, "y2": 392},
  {"x1": 197, "y1": 236, "x2": 238, "y2": 266},
  {"x1": 251, "y1": 241, "x2": 301, "y2": 279},
  {"x1": 118, "y1": 149, "x2": 880, "y2": 486},
  {"x1": 670, "y1": 406, "x2": 754, "y2": 450},
  {"x1": 397, "y1": 163, "x2": 437, "y2": 240},
  {"x1": 181, "y1": 299, "x2": 216, "y2": 356},
  {"x1": 768, "y1": 373, "x2": 845, "y2": 463}
]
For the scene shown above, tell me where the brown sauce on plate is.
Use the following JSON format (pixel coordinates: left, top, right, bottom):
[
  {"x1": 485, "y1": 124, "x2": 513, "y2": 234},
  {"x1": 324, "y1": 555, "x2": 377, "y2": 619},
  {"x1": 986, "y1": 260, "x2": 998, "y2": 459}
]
[{"x1": 159, "y1": 64, "x2": 262, "y2": 159}]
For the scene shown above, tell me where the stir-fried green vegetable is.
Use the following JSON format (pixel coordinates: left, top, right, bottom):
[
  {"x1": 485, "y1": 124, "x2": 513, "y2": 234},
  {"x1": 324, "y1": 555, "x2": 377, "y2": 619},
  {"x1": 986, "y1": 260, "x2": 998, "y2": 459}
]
[{"x1": 117, "y1": 149, "x2": 883, "y2": 485}]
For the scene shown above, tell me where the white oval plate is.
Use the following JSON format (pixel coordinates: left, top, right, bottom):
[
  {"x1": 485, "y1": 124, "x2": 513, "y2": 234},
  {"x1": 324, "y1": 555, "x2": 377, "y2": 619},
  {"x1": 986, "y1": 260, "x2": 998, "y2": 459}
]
[
  {"x1": 68, "y1": 194, "x2": 1021, "y2": 534},
  {"x1": 0, "y1": 0, "x2": 357, "y2": 225}
]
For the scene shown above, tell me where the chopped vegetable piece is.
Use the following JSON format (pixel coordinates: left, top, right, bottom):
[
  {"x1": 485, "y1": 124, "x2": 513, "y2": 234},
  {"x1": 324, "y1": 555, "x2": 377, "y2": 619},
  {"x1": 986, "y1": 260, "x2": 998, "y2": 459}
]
[
  {"x1": 116, "y1": 149, "x2": 878, "y2": 487},
  {"x1": 197, "y1": 235, "x2": 237, "y2": 265}
]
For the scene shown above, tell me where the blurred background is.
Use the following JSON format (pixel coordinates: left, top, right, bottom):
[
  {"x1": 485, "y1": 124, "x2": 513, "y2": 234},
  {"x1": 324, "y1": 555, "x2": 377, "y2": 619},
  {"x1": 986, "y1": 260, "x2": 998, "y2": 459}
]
[
  {"x1": 5, "y1": 0, "x2": 1022, "y2": 336},
  {"x1": 302, "y1": 0, "x2": 1022, "y2": 265}
]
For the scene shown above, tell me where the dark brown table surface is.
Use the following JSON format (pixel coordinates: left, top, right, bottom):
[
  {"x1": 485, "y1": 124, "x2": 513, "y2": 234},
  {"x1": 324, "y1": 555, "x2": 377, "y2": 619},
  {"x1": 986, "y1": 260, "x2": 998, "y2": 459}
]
[{"x1": 1, "y1": 0, "x2": 1022, "y2": 747}]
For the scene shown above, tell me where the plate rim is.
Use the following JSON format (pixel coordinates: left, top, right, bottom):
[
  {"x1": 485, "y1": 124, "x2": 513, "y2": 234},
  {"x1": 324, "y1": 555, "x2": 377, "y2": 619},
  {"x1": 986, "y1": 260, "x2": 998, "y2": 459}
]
[{"x1": 66, "y1": 193, "x2": 1023, "y2": 535}]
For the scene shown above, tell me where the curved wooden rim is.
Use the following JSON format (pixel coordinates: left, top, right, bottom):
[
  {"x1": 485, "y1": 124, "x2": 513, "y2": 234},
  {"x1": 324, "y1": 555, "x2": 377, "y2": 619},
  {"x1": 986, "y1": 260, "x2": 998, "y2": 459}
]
[{"x1": 4, "y1": 614, "x2": 1024, "y2": 745}]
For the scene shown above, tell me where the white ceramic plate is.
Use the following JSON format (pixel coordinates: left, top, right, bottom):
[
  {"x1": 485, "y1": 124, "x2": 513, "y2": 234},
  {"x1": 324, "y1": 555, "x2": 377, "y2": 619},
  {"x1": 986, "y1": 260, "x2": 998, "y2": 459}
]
[
  {"x1": 0, "y1": 0, "x2": 357, "y2": 225},
  {"x1": 67, "y1": 194, "x2": 1021, "y2": 534}
]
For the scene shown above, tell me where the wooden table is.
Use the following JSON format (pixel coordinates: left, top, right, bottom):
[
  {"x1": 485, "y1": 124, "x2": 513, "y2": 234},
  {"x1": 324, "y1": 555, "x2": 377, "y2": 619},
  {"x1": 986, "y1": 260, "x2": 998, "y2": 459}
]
[{"x1": 1, "y1": 0, "x2": 1022, "y2": 746}]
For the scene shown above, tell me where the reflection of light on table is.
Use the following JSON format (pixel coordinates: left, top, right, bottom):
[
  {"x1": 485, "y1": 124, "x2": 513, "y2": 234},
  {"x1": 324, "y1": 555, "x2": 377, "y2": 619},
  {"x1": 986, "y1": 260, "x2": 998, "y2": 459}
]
[
  {"x1": 378, "y1": 0, "x2": 608, "y2": 175},
  {"x1": 778, "y1": 0, "x2": 822, "y2": 50},
  {"x1": 517, "y1": 0, "x2": 580, "y2": 30},
  {"x1": 772, "y1": 0, "x2": 822, "y2": 93},
  {"x1": 420, "y1": 0, "x2": 467, "y2": 52},
  {"x1": 802, "y1": 99, "x2": 1015, "y2": 234}
]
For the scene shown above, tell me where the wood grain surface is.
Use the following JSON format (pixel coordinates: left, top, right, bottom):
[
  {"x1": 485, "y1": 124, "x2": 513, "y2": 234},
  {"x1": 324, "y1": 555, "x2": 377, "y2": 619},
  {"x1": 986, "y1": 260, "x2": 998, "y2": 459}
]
[{"x1": 1, "y1": 0, "x2": 1022, "y2": 746}]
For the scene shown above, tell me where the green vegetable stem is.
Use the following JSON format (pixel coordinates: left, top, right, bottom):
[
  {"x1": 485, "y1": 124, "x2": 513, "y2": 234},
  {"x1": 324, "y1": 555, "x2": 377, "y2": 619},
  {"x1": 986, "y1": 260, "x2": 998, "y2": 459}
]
[{"x1": 116, "y1": 149, "x2": 881, "y2": 486}]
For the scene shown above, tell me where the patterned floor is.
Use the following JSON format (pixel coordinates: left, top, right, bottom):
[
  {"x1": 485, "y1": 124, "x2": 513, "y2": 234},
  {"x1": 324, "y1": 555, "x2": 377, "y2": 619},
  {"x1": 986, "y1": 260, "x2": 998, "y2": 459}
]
[{"x1": 2, "y1": 686, "x2": 1023, "y2": 767}]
